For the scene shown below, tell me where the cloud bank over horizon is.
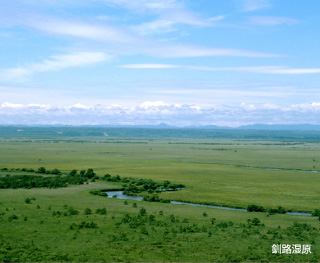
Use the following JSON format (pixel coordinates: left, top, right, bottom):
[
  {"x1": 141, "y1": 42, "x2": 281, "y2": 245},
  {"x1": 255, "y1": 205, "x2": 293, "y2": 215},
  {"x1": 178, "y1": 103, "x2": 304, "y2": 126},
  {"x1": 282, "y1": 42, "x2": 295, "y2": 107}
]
[{"x1": 1, "y1": 101, "x2": 320, "y2": 127}]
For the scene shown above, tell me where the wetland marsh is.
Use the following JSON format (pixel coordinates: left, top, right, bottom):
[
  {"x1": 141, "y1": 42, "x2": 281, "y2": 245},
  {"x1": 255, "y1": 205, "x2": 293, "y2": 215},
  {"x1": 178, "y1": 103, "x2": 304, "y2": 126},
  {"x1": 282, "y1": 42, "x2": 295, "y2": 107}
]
[{"x1": 0, "y1": 127, "x2": 319, "y2": 262}]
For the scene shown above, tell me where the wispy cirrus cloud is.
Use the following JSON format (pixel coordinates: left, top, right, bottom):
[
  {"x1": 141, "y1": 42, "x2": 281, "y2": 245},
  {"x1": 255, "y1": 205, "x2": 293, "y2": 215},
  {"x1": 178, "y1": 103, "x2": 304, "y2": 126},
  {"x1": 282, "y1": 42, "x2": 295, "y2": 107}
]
[
  {"x1": 248, "y1": 16, "x2": 299, "y2": 26},
  {"x1": 119, "y1": 64, "x2": 320, "y2": 74},
  {"x1": 1, "y1": 52, "x2": 110, "y2": 80},
  {"x1": 238, "y1": 0, "x2": 271, "y2": 12},
  {"x1": 101, "y1": 0, "x2": 183, "y2": 12},
  {"x1": 132, "y1": 20, "x2": 176, "y2": 35},
  {"x1": 31, "y1": 18, "x2": 279, "y2": 58},
  {"x1": 186, "y1": 65, "x2": 320, "y2": 74},
  {"x1": 34, "y1": 19, "x2": 138, "y2": 44},
  {"x1": 131, "y1": 8, "x2": 224, "y2": 36},
  {"x1": 161, "y1": 10, "x2": 214, "y2": 27},
  {"x1": 120, "y1": 64, "x2": 179, "y2": 69},
  {"x1": 143, "y1": 45, "x2": 281, "y2": 58}
]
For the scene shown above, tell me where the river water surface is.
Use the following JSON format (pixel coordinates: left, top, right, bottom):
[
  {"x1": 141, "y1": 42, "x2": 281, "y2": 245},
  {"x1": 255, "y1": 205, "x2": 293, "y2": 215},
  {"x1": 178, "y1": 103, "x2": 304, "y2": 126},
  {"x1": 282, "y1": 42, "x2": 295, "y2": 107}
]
[{"x1": 105, "y1": 190, "x2": 311, "y2": 216}]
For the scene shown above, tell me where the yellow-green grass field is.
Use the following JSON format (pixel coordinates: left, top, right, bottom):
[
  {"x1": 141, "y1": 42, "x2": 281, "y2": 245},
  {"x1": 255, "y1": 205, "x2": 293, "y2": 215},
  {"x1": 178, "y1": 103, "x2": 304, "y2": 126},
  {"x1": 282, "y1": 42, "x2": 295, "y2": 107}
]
[{"x1": 0, "y1": 138, "x2": 320, "y2": 212}]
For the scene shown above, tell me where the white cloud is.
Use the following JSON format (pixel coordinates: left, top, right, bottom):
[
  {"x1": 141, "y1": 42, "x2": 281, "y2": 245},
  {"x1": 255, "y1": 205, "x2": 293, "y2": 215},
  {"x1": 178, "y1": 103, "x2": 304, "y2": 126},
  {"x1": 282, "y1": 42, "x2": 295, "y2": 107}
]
[
  {"x1": 132, "y1": 20, "x2": 176, "y2": 35},
  {"x1": 119, "y1": 64, "x2": 178, "y2": 69},
  {"x1": 34, "y1": 19, "x2": 137, "y2": 43},
  {"x1": 185, "y1": 65, "x2": 320, "y2": 74},
  {"x1": 119, "y1": 65, "x2": 320, "y2": 74},
  {"x1": 102, "y1": 0, "x2": 183, "y2": 12},
  {"x1": 1, "y1": 52, "x2": 110, "y2": 80},
  {"x1": 139, "y1": 101, "x2": 169, "y2": 109},
  {"x1": 239, "y1": 0, "x2": 271, "y2": 12},
  {"x1": 208, "y1": 16, "x2": 226, "y2": 23},
  {"x1": 248, "y1": 16, "x2": 299, "y2": 26},
  {"x1": 131, "y1": 8, "x2": 218, "y2": 36},
  {"x1": 144, "y1": 45, "x2": 280, "y2": 58},
  {"x1": 162, "y1": 10, "x2": 213, "y2": 27},
  {"x1": 2, "y1": 101, "x2": 320, "y2": 126},
  {"x1": 266, "y1": 68, "x2": 320, "y2": 74},
  {"x1": 1, "y1": 102, "x2": 25, "y2": 109},
  {"x1": 24, "y1": 16, "x2": 284, "y2": 59}
]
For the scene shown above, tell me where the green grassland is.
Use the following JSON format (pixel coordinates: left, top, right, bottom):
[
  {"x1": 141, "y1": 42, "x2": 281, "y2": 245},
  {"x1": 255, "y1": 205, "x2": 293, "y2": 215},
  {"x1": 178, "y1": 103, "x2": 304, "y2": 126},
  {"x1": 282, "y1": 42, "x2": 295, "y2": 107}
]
[
  {"x1": 0, "y1": 134, "x2": 320, "y2": 262},
  {"x1": 1, "y1": 182, "x2": 319, "y2": 262},
  {"x1": 0, "y1": 137, "x2": 320, "y2": 212}
]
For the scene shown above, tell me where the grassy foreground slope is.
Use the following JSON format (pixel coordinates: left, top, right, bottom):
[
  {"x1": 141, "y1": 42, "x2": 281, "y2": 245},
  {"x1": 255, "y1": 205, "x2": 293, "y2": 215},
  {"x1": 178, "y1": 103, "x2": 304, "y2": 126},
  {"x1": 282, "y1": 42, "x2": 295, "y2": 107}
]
[{"x1": 0, "y1": 182, "x2": 319, "y2": 262}]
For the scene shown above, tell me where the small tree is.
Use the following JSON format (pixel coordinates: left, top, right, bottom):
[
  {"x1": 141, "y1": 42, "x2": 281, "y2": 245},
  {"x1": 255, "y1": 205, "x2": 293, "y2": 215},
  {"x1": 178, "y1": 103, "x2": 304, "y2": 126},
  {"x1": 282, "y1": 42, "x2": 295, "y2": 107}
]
[
  {"x1": 84, "y1": 208, "x2": 92, "y2": 215},
  {"x1": 251, "y1": 218, "x2": 261, "y2": 226},
  {"x1": 85, "y1": 169, "x2": 95, "y2": 179},
  {"x1": 103, "y1": 174, "x2": 111, "y2": 181},
  {"x1": 69, "y1": 169, "x2": 77, "y2": 176},
  {"x1": 37, "y1": 167, "x2": 46, "y2": 173},
  {"x1": 139, "y1": 208, "x2": 147, "y2": 216},
  {"x1": 51, "y1": 168, "x2": 61, "y2": 175}
]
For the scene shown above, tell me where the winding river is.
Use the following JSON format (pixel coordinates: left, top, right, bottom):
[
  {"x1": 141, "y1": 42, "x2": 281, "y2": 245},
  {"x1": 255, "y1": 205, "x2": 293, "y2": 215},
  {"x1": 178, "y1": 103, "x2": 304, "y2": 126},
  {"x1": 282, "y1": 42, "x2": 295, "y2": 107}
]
[{"x1": 105, "y1": 190, "x2": 312, "y2": 216}]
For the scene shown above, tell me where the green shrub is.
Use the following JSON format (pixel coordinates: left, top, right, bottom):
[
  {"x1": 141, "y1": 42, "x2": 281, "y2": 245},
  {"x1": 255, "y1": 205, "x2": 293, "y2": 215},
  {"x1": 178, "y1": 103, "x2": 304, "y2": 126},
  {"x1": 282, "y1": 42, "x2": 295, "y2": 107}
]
[
  {"x1": 95, "y1": 208, "x2": 107, "y2": 215},
  {"x1": 139, "y1": 208, "x2": 147, "y2": 216},
  {"x1": 8, "y1": 214, "x2": 18, "y2": 221},
  {"x1": 69, "y1": 221, "x2": 98, "y2": 230},
  {"x1": 268, "y1": 206, "x2": 286, "y2": 215},
  {"x1": 51, "y1": 168, "x2": 61, "y2": 175},
  {"x1": 247, "y1": 204, "x2": 265, "y2": 212},
  {"x1": 84, "y1": 208, "x2": 92, "y2": 215},
  {"x1": 251, "y1": 218, "x2": 261, "y2": 226},
  {"x1": 37, "y1": 167, "x2": 46, "y2": 174},
  {"x1": 69, "y1": 169, "x2": 77, "y2": 176},
  {"x1": 312, "y1": 209, "x2": 320, "y2": 216},
  {"x1": 67, "y1": 207, "x2": 79, "y2": 215}
]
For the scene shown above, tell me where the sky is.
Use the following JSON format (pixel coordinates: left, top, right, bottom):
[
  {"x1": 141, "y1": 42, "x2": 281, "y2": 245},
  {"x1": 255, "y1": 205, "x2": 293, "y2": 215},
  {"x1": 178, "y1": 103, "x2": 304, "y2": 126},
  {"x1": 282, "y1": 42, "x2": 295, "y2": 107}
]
[{"x1": 1, "y1": 0, "x2": 320, "y2": 126}]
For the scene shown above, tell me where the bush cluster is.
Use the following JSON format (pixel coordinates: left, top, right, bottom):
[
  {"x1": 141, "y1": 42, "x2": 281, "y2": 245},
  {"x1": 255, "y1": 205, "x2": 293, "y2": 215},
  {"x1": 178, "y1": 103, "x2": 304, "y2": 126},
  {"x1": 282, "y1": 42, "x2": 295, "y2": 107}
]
[
  {"x1": 89, "y1": 190, "x2": 108, "y2": 197},
  {"x1": 52, "y1": 207, "x2": 79, "y2": 217},
  {"x1": 95, "y1": 208, "x2": 107, "y2": 215},
  {"x1": 268, "y1": 206, "x2": 286, "y2": 215},
  {"x1": 312, "y1": 209, "x2": 320, "y2": 216},
  {"x1": 0, "y1": 167, "x2": 99, "y2": 189},
  {"x1": 247, "y1": 204, "x2": 266, "y2": 212},
  {"x1": 69, "y1": 221, "x2": 98, "y2": 230},
  {"x1": 0, "y1": 174, "x2": 86, "y2": 189},
  {"x1": 142, "y1": 195, "x2": 170, "y2": 203},
  {"x1": 102, "y1": 174, "x2": 185, "y2": 194}
]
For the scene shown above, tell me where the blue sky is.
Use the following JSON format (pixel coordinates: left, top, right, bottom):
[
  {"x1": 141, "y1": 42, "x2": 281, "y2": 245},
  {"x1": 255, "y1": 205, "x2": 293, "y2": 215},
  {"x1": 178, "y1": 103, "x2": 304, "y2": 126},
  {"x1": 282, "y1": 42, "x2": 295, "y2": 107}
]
[{"x1": 0, "y1": 0, "x2": 320, "y2": 126}]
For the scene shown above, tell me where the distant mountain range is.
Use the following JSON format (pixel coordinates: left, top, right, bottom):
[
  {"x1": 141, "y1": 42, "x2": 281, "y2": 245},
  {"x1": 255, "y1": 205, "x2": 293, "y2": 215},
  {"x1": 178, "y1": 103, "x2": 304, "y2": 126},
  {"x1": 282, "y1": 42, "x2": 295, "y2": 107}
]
[
  {"x1": 2, "y1": 123, "x2": 320, "y2": 131},
  {"x1": 137, "y1": 123, "x2": 320, "y2": 131},
  {"x1": 236, "y1": 124, "x2": 320, "y2": 131}
]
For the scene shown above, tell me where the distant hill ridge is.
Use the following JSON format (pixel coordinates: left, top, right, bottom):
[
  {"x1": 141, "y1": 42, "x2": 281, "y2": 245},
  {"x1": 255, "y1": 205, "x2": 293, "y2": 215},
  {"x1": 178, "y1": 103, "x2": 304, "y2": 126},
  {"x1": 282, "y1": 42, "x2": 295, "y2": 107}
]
[
  {"x1": 236, "y1": 124, "x2": 320, "y2": 131},
  {"x1": 1, "y1": 123, "x2": 320, "y2": 131}
]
